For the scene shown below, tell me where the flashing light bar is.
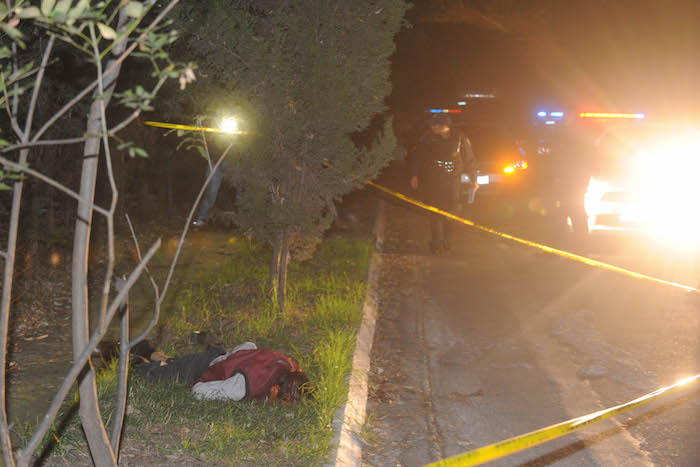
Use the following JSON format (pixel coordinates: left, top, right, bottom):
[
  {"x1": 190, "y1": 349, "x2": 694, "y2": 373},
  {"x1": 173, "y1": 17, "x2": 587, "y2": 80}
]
[
  {"x1": 579, "y1": 112, "x2": 645, "y2": 119},
  {"x1": 503, "y1": 160, "x2": 528, "y2": 174},
  {"x1": 465, "y1": 93, "x2": 496, "y2": 99},
  {"x1": 537, "y1": 111, "x2": 564, "y2": 118},
  {"x1": 429, "y1": 109, "x2": 462, "y2": 113}
]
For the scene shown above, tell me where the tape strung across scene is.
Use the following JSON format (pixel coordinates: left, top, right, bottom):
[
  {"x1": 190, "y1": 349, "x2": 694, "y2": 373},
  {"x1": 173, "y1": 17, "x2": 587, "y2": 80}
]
[
  {"x1": 141, "y1": 119, "x2": 696, "y2": 296},
  {"x1": 366, "y1": 181, "x2": 700, "y2": 295},
  {"x1": 143, "y1": 120, "x2": 248, "y2": 135},
  {"x1": 424, "y1": 374, "x2": 699, "y2": 467},
  {"x1": 142, "y1": 120, "x2": 698, "y2": 465}
]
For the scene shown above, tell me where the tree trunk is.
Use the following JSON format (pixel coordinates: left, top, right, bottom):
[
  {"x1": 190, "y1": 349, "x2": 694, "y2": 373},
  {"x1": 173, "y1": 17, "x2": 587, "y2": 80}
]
[
  {"x1": 70, "y1": 10, "x2": 130, "y2": 466},
  {"x1": 277, "y1": 232, "x2": 290, "y2": 310},
  {"x1": 269, "y1": 232, "x2": 282, "y2": 298},
  {"x1": 115, "y1": 150, "x2": 126, "y2": 229},
  {"x1": 72, "y1": 105, "x2": 117, "y2": 467},
  {"x1": 109, "y1": 282, "x2": 129, "y2": 457},
  {"x1": 0, "y1": 149, "x2": 30, "y2": 467}
]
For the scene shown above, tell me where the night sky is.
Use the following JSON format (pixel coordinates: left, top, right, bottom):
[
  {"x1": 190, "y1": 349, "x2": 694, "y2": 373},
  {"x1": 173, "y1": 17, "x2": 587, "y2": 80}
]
[{"x1": 390, "y1": 0, "x2": 700, "y2": 124}]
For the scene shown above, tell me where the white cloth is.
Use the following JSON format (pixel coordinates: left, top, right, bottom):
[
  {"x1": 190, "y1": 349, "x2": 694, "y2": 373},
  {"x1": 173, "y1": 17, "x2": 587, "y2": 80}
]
[
  {"x1": 191, "y1": 342, "x2": 257, "y2": 401},
  {"x1": 208, "y1": 342, "x2": 257, "y2": 367},
  {"x1": 192, "y1": 372, "x2": 247, "y2": 401}
]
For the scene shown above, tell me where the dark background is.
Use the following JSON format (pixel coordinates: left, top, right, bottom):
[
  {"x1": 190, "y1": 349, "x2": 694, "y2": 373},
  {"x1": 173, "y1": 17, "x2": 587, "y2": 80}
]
[{"x1": 390, "y1": 0, "x2": 700, "y2": 128}]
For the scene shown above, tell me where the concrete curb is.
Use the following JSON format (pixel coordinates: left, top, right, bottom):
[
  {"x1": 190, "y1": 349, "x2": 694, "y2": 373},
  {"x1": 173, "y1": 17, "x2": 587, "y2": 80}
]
[{"x1": 329, "y1": 252, "x2": 382, "y2": 466}]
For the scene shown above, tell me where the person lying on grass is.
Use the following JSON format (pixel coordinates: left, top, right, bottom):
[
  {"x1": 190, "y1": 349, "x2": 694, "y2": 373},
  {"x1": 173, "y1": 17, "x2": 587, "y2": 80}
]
[
  {"x1": 136, "y1": 341, "x2": 311, "y2": 404},
  {"x1": 92, "y1": 338, "x2": 169, "y2": 365}
]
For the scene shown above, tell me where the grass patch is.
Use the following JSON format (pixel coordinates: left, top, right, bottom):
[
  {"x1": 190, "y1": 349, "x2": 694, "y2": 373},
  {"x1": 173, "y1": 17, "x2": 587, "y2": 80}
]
[{"x1": 13, "y1": 236, "x2": 373, "y2": 465}]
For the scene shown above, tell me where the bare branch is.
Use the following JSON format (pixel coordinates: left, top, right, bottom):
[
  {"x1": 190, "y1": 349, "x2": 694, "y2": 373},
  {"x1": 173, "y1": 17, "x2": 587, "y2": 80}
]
[
  {"x1": 158, "y1": 145, "x2": 232, "y2": 303},
  {"x1": 10, "y1": 37, "x2": 19, "y2": 116},
  {"x1": 201, "y1": 129, "x2": 212, "y2": 169},
  {"x1": 0, "y1": 136, "x2": 90, "y2": 153},
  {"x1": 2, "y1": 2, "x2": 181, "y2": 465},
  {"x1": 125, "y1": 214, "x2": 159, "y2": 300},
  {"x1": 1, "y1": 70, "x2": 24, "y2": 141},
  {"x1": 110, "y1": 276, "x2": 130, "y2": 452},
  {"x1": 0, "y1": 31, "x2": 57, "y2": 467},
  {"x1": 128, "y1": 143, "x2": 234, "y2": 350},
  {"x1": 67, "y1": 12, "x2": 133, "y2": 461},
  {"x1": 0, "y1": 186, "x2": 18, "y2": 467},
  {"x1": 32, "y1": 75, "x2": 95, "y2": 144},
  {"x1": 89, "y1": 21, "x2": 120, "y2": 336},
  {"x1": 23, "y1": 36, "x2": 56, "y2": 141},
  {"x1": 0, "y1": 155, "x2": 111, "y2": 217},
  {"x1": 16, "y1": 240, "x2": 161, "y2": 465},
  {"x1": 31, "y1": 0, "x2": 183, "y2": 143}
]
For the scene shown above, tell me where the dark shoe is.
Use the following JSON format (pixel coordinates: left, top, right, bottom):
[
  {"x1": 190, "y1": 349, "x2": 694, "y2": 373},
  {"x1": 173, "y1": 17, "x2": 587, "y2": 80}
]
[
  {"x1": 191, "y1": 330, "x2": 225, "y2": 352},
  {"x1": 192, "y1": 219, "x2": 208, "y2": 228}
]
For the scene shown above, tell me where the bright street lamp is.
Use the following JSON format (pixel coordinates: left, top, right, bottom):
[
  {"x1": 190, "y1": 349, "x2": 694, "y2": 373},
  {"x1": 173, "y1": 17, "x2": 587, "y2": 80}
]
[{"x1": 220, "y1": 117, "x2": 239, "y2": 134}]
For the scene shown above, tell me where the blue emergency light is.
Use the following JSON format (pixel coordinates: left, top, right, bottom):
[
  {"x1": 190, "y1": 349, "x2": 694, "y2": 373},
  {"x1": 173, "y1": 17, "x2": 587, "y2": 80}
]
[{"x1": 538, "y1": 110, "x2": 564, "y2": 118}]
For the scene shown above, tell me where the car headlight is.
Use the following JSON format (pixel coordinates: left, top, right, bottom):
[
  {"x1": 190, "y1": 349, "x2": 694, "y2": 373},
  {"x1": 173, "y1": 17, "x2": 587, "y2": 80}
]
[
  {"x1": 632, "y1": 129, "x2": 700, "y2": 244},
  {"x1": 584, "y1": 177, "x2": 609, "y2": 216}
]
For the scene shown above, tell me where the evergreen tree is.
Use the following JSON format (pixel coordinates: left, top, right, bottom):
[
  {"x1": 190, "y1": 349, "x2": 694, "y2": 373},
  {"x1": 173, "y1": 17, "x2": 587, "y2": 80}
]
[{"x1": 174, "y1": 0, "x2": 408, "y2": 307}]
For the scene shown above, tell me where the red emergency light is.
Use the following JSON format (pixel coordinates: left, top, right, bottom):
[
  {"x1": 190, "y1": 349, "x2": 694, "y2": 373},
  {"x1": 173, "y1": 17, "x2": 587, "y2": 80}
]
[
  {"x1": 579, "y1": 112, "x2": 645, "y2": 119},
  {"x1": 429, "y1": 109, "x2": 463, "y2": 114}
]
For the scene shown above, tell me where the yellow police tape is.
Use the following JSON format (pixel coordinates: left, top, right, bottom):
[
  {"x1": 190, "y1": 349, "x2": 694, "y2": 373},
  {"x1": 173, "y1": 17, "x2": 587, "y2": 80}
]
[
  {"x1": 143, "y1": 120, "x2": 248, "y2": 135},
  {"x1": 366, "y1": 181, "x2": 700, "y2": 295},
  {"x1": 140, "y1": 120, "x2": 696, "y2": 296},
  {"x1": 143, "y1": 120, "x2": 698, "y2": 464},
  {"x1": 424, "y1": 374, "x2": 699, "y2": 467}
]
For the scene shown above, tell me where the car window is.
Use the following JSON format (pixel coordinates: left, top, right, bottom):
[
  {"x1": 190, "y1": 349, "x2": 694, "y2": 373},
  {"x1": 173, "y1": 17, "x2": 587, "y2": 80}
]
[{"x1": 461, "y1": 126, "x2": 515, "y2": 162}]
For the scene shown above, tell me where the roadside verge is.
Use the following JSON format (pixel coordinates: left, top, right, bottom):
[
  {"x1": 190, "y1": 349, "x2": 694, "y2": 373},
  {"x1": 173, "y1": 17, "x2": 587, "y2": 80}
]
[{"x1": 330, "y1": 252, "x2": 382, "y2": 465}]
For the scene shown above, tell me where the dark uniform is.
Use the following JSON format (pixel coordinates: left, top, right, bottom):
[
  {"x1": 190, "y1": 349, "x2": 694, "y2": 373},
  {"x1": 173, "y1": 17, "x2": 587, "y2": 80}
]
[{"x1": 410, "y1": 119, "x2": 477, "y2": 253}]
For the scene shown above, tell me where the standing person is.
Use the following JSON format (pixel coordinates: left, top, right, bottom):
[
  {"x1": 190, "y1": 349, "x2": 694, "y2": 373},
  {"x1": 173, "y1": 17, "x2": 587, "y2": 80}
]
[
  {"x1": 544, "y1": 120, "x2": 596, "y2": 244},
  {"x1": 410, "y1": 114, "x2": 477, "y2": 254},
  {"x1": 192, "y1": 162, "x2": 224, "y2": 228}
]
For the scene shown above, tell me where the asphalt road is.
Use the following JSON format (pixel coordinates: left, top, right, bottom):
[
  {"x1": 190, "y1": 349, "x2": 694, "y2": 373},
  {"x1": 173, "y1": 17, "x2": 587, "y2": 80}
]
[{"x1": 362, "y1": 192, "x2": 699, "y2": 466}]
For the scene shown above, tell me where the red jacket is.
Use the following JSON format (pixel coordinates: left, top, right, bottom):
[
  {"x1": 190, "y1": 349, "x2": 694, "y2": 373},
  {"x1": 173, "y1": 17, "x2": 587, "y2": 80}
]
[{"x1": 195, "y1": 349, "x2": 301, "y2": 400}]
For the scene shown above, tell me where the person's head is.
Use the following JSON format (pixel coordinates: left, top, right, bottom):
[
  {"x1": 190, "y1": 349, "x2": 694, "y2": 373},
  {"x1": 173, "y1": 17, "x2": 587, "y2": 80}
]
[
  {"x1": 277, "y1": 371, "x2": 312, "y2": 404},
  {"x1": 429, "y1": 114, "x2": 452, "y2": 137}
]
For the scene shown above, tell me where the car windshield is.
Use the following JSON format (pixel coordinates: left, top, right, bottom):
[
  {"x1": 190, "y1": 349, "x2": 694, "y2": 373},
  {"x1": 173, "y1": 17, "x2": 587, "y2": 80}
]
[
  {"x1": 461, "y1": 126, "x2": 516, "y2": 162},
  {"x1": 593, "y1": 124, "x2": 666, "y2": 176}
]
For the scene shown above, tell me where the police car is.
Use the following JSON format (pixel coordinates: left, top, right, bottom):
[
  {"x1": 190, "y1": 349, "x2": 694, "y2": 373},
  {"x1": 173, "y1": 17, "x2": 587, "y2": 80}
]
[
  {"x1": 581, "y1": 113, "x2": 700, "y2": 245},
  {"x1": 426, "y1": 97, "x2": 529, "y2": 203},
  {"x1": 458, "y1": 124, "x2": 529, "y2": 203}
]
